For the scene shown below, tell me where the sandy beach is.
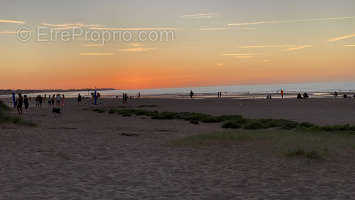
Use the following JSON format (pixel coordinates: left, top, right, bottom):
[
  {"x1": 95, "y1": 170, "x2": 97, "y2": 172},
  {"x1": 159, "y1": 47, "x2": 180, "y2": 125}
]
[{"x1": 1, "y1": 97, "x2": 355, "y2": 199}]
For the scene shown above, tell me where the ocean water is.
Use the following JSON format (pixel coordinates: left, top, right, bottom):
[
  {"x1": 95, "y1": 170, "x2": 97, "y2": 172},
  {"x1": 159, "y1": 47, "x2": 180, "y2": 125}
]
[{"x1": 2, "y1": 80, "x2": 355, "y2": 99}]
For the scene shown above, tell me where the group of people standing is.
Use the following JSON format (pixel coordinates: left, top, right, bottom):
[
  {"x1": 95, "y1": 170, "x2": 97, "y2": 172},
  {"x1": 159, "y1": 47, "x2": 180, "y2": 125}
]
[
  {"x1": 13, "y1": 93, "x2": 66, "y2": 114},
  {"x1": 47, "y1": 94, "x2": 65, "y2": 107}
]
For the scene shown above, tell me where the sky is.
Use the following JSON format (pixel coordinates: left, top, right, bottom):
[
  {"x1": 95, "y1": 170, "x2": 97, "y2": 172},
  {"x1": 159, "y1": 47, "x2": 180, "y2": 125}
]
[{"x1": 0, "y1": 0, "x2": 354, "y2": 90}]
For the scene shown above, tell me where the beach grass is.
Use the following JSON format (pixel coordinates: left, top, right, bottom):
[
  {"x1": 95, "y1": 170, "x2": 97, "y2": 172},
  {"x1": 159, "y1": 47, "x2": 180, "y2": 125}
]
[
  {"x1": 0, "y1": 100, "x2": 36, "y2": 127},
  {"x1": 174, "y1": 130, "x2": 355, "y2": 159},
  {"x1": 103, "y1": 108, "x2": 355, "y2": 133}
]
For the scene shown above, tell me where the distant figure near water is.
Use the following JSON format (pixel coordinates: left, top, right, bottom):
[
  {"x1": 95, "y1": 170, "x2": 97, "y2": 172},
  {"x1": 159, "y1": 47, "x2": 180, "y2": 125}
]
[
  {"x1": 303, "y1": 92, "x2": 309, "y2": 99},
  {"x1": 297, "y1": 93, "x2": 303, "y2": 99},
  {"x1": 78, "y1": 94, "x2": 82, "y2": 104},
  {"x1": 281, "y1": 89, "x2": 284, "y2": 99},
  {"x1": 16, "y1": 93, "x2": 23, "y2": 114},
  {"x1": 24, "y1": 95, "x2": 29, "y2": 111},
  {"x1": 56, "y1": 94, "x2": 61, "y2": 106},
  {"x1": 190, "y1": 90, "x2": 194, "y2": 99}
]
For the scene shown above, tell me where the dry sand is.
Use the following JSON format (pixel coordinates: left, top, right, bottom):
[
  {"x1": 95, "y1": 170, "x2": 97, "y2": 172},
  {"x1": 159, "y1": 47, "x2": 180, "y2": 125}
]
[{"x1": 1, "y1": 98, "x2": 355, "y2": 199}]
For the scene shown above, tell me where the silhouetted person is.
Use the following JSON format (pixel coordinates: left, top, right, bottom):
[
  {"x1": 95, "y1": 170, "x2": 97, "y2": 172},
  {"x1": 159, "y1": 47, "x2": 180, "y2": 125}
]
[
  {"x1": 344, "y1": 94, "x2": 348, "y2": 99},
  {"x1": 281, "y1": 89, "x2": 284, "y2": 99},
  {"x1": 24, "y1": 95, "x2": 29, "y2": 111},
  {"x1": 51, "y1": 95, "x2": 55, "y2": 105},
  {"x1": 78, "y1": 94, "x2": 82, "y2": 104},
  {"x1": 61, "y1": 94, "x2": 65, "y2": 106},
  {"x1": 190, "y1": 90, "x2": 194, "y2": 99},
  {"x1": 16, "y1": 93, "x2": 23, "y2": 114},
  {"x1": 56, "y1": 94, "x2": 61, "y2": 106},
  {"x1": 39, "y1": 95, "x2": 43, "y2": 107},
  {"x1": 48, "y1": 95, "x2": 52, "y2": 105},
  {"x1": 35, "y1": 95, "x2": 40, "y2": 107},
  {"x1": 303, "y1": 92, "x2": 309, "y2": 99},
  {"x1": 297, "y1": 93, "x2": 303, "y2": 99}
]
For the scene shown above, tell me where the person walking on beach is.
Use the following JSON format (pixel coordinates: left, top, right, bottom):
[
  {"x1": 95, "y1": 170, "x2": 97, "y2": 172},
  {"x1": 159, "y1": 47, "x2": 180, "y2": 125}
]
[
  {"x1": 61, "y1": 94, "x2": 65, "y2": 107},
  {"x1": 35, "y1": 95, "x2": 40, "y2": 107},
  {"x1": 39, "y1": 95, "x2": 43, "y2": 108},
  {"x1": 16, "y1": 93, "x2": 23, "y2": 114},
  {"x1": 24, "y1": 95, "x2": 29, "y2": 111},
  {"x1": 78, "y1": 94, "x2": 82, "y2": 104},
  {"x1": 190, "y1": 90, "x2": 194, "y2": 99},
  {"x1": 56, "y1": 94, "x2": 61, "y2": 106},
  {"x1": 48, "y1": 95, "x2": 52, "y2": 106},
  {"x1": 281, "y1": 89, "x2": 284, "y2": 99},
  {"x1": 51, "y1": 95, "x2": 55, "y2": 106}
]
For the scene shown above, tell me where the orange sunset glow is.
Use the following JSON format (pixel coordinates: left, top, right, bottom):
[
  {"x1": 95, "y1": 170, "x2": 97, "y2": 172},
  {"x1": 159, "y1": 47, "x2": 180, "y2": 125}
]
[{"x1": 0, "y1": 0, "x2": 354, "y2": 90}]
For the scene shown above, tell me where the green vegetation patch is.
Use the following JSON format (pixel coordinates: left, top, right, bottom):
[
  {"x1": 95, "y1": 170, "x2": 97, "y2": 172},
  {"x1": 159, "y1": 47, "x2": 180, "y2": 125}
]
[
  {"x1": 104, "y1": 108, "x2": 355, "y2": 133},
  {"x1": 0, "y1": 100, "x2": 36, "y2": 127}
]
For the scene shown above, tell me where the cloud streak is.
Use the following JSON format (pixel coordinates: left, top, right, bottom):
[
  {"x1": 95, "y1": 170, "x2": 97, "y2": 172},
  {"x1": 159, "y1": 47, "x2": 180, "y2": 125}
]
[
  {"x1": 199, "y1": 27, "x2": 256, "y2": 31},
  {"x1": 41, "y1": 23, "x2": 104, "y2": 30},
  {"x1": 80, "y1": 53, "x2": 114, "y2": 56},
  {"x1": 41, "y1": 23, "x2": 176, "y2": 31},
  {"x1": 284, "y1": 45, "x2": 312, "y2": 52},
  {"x1": 199, "y1": 27, "x2": 230, "y2": 31},
  {"x1": 0, "y1": 19, "x2": 24, "y2": 24},
  {"x1": 181, "y1": 13, "x2": 216, "y2": 19},
  {"x1": 119, "y1": 47, "x2": 156, "y2": 52},
  {"x1": 328, "y1": 33, "x2": 355, "y2": 42},
  {"x1": 228, "y1": 16, "x2": 354, "y2": 26},
  {"x1": 344, "y1": 44, "x2": 355, "y2": 47},
  {"x1": 240, "y1": 45, "x2": 290, "y2": 48},
  {"x1": 223, "y1": 53, "x2": 254, "y2": 56}
]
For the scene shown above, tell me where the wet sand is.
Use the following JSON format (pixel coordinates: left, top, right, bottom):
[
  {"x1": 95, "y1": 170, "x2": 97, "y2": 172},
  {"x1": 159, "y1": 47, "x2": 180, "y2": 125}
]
[{"x1": 1, "y1": 98, "x2": 355, "y2": 199}]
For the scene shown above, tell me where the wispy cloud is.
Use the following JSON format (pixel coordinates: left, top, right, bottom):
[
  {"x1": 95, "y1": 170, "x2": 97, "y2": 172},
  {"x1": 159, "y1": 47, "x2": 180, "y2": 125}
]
[
  {"x1": 284, "y1": 45, "x2": 312, "y2": 52},
  {"x1": 129, "y1": 43, "x2": 144, "y2": 47},
  {"x1": 235, "y1": 55, "x2": 253, "y2": 59},
  {"x1": 0, "y1": 31, "x2": 16, "y2": 35},
  {"x1": 228, "y1": 16, "x2": 354, "y2": 26},
  {"x1": 328, "y1": 33, "x2": 355, "y2": 42},
  {"x1": 0, "y1": 19, "x2": 24, "y2": 24},
  {"x1": 41, "y1": 23, "x2": 176, "y2": 31},
  {"x1": 223, "y1": 53, "x2": 254, "y2": 56},
  {"x1": 181, "y1": 13, "x2": 216, "y2": 19},
  {"x1": 80, "y1": 53, "x2": 114, "y2": 56},
  {"x1": 200, "y1": 27, "x2": 230, "y2": 31},
  {"x1": 41, "y1": 23, "x2": 104, "y2": 30},
  {"x1": 344, "y1": 44, "x2": 355, "y2": 47},
  {"x1": 216, "y1": 63, "x2": 224, "y2": 67},
  {"x1": 119, "y1": 47, "x2": 156, "y2": 52},
  {"x1": 199, "y1": 27, "x2": 256, "y2": 31},
  {"x1": 240, "y1": 45, "x2": 290, "y2": 48},
  {"x1": 83, "y1": 44, "x2": 104, "y2": 47}
]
